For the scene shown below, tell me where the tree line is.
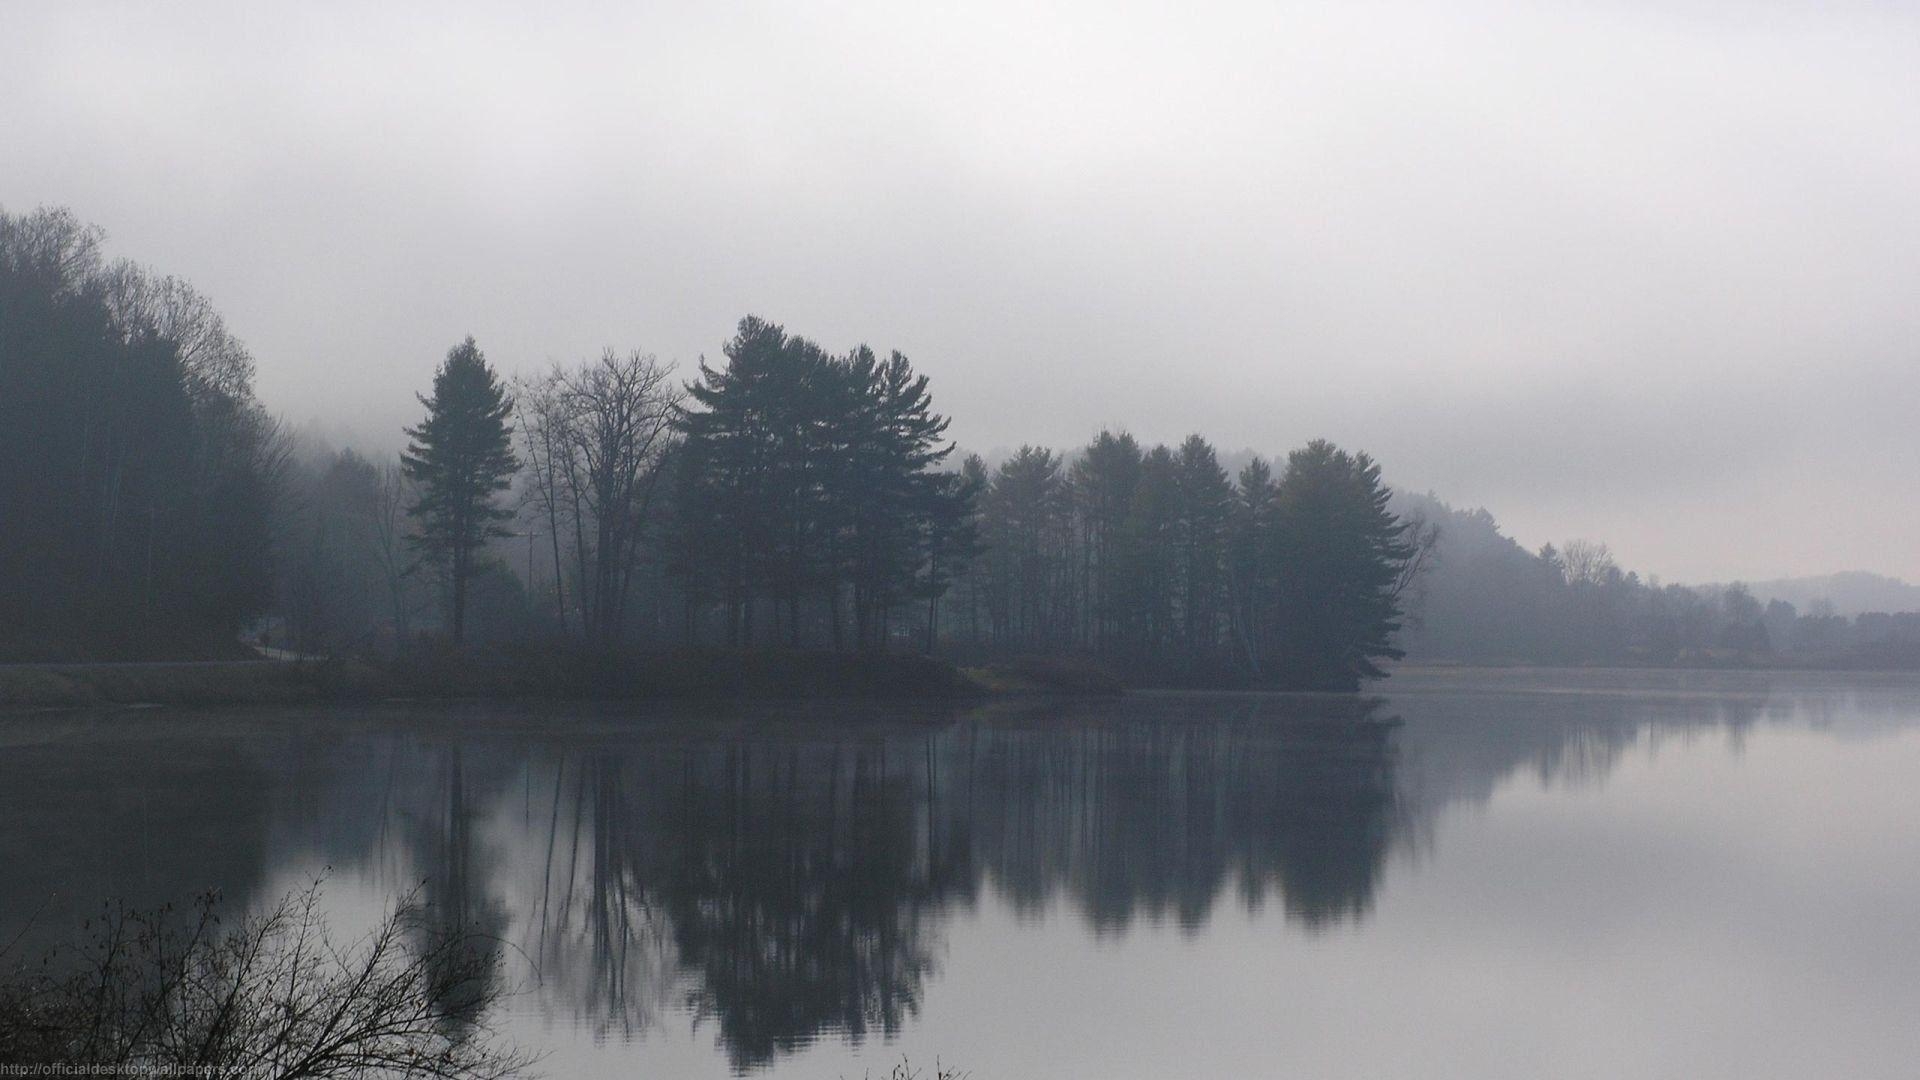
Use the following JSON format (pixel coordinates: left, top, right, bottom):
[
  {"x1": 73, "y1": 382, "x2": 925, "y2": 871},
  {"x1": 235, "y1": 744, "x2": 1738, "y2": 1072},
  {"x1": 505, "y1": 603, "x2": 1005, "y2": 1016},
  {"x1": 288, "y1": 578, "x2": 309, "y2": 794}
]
[
  {"x1": 19, "y1": 204, "x2": 1914, "y2": 685},
  {"x1": 17, "y1": 203, "x2": 1751, "y2": 690},
  {"x1": 381, "y1": 316, "x2": 1423, "y2": 690},
  {"x1": 1395, "y1": 492, "x2": 1920, "y2": 668},
  {"x1": 940, "y1": 435, "x2": 1429, "y2": 687}
]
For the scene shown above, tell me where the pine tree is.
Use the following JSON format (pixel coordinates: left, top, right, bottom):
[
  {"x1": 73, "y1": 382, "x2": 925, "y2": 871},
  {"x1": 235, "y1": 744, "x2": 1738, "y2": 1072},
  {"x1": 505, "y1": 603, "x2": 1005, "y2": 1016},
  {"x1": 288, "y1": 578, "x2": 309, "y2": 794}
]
[
  {"x1": 1123, "y1": 445, "x2": 1181, "y2": 659},
  {"x1": 1070, "y1": 431, "x2": 1143, "y2": 653},
  {"x1": 1269, "y1": 439, "x2": 1415, "y2": 689},
  {"x1": 950, "y1": 454, "x2": 993, "y2": 646},
  {"x1": 402, "y1": 337, "x2": 518, "y2": 644},
  {"x1": 840, "y1": 347, "x2": 957, "y2": 648},
  {"x1": 982, "y1": 447, "x2": 1069, "y2": 648},
  {"x1": 915, "y1": 466, "x2": 983, "y2": 653},
  {"x1": 1226, "y1": 457, "x2": 1281, "y2": 678},
  {"x1": 1173, "y1": 434, "x2": 1234, "y2": 674},
  {"x1": 677, "y1": 317, "x2": 793, "y2": 644}
]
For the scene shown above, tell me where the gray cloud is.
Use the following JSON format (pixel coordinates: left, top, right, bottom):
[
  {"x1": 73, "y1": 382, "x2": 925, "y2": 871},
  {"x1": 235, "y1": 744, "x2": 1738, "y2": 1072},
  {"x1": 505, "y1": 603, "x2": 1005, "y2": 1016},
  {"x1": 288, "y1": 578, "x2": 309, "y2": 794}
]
[{"x1": 4, "y1": 0, "x2": 1915, "y2": 582}]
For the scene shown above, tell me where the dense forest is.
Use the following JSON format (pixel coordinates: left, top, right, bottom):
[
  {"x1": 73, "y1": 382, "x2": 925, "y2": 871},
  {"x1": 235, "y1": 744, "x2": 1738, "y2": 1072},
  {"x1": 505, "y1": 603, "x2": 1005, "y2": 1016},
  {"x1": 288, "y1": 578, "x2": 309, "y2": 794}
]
[
  {"x1": 1395, "y1": 493, "x2": 1920, "y2": 669},
  {"x1": 0, "y1": 208, "x2": 281, "y2": 660},
  {"x1": 6, "y1": 205, "x2": 1918, "y2": 682}
]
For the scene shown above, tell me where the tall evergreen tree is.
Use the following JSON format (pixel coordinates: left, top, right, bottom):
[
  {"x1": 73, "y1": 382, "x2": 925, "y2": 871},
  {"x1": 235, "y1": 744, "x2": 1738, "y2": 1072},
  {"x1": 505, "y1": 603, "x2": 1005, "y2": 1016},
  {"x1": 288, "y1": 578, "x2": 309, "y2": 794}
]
[
  {"x1": 1071, "y1": 431, "x2": 1143, "y2": 653},
  {"x1": 949, "y1": 454, "x2": 993, "y2": 647},
  {"x1": 1226, "y1": 456, "x2": 1281, "y2": 678},
  {"x1": 1124, "y1": 445, "x2": 1181, "y2": 658},
  {"x1": 1269, "y1": 440, "x2": 1416, "y2": 689},
  {"x1": 1173, "y1": 434, "x2": 1234, "y2": 673},
  {"x1": 981, "y1": 447, "x2": 1070, "y2": 648},
  {"x1": 839, "y1": 346, "x2": 959, "y2": 649},
  {"x1": 403, "y1": 337, "x2": 518, "y2": 644},
  {"x1": 914, "y1": 466, "x2": 983, "y2": 653},
  {"x1": 676, "y1": 317, "x2": 790, "y2": 644}
]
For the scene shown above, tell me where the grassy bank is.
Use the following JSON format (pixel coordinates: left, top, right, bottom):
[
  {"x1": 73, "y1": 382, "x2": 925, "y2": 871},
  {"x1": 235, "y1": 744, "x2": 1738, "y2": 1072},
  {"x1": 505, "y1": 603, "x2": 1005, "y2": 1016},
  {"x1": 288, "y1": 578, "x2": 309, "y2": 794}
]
[
  {"x1": 0, "y1": 650, "x2": 1124, "y2": 710},
  {"x1": 0, "y1": 660, "x2": 383, "y2": 709}
]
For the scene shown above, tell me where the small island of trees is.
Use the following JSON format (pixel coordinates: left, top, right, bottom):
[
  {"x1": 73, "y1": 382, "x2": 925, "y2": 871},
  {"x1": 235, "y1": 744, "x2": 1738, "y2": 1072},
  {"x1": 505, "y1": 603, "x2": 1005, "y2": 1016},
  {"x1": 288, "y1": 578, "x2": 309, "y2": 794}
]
[{"x1": 361, "y1": 313, "x2": 1423, "y2": 691}]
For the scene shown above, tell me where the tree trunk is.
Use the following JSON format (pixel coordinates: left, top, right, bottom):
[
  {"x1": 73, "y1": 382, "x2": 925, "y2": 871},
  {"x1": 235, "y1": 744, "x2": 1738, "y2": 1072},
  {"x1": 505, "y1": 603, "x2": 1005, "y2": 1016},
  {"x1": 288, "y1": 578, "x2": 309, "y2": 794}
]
[{"x1": 451, "y1": 551, "x2": 468, "y2": 644}]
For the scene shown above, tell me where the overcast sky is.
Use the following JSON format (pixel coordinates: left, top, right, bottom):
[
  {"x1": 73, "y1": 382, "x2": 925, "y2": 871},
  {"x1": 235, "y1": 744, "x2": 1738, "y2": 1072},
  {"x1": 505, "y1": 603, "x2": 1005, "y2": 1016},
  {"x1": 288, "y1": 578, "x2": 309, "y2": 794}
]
[{"x1": 4, "y1": 0, "x2": 1916, "y2": 583}]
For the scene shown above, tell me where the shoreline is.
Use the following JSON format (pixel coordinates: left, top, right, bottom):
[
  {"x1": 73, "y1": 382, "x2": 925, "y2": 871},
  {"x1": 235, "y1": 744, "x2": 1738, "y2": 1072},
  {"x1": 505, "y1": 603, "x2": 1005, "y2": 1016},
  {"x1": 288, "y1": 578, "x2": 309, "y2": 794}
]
[
  {"x1": 10, "y1": 652, "x2": 1914, "y2": 713},
  {"x1": 0, "y1": 650, "x2": 1128, "y2": 711}
]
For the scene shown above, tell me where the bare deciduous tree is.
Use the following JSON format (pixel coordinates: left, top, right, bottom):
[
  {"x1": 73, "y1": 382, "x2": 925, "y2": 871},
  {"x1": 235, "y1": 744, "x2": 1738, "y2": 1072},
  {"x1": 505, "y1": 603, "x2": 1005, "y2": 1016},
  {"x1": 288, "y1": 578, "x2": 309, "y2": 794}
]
[
  {"x1": 1389, "y1": 511, "x2": 1442, "y2": 624},
  {"x1": 516, "y1": 350, "x2": 681, "y2": 647},
  {"x1": 373, "y1": 457, "x2": 422, "y2": 646},
  {"x1": 1561, "y1": 538, "x2": 1617, "y2": 588},
  {"x1": 102, "y1": 262, "x2": 259, "y2": 407}
]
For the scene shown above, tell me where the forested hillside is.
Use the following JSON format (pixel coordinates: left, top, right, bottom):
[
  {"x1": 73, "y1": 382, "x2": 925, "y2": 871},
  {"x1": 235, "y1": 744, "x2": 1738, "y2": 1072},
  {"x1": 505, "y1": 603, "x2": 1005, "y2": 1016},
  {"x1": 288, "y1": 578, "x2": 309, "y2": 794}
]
[{"x1": 1392, "y1": 493, "x2": 1920, "y2": 669}]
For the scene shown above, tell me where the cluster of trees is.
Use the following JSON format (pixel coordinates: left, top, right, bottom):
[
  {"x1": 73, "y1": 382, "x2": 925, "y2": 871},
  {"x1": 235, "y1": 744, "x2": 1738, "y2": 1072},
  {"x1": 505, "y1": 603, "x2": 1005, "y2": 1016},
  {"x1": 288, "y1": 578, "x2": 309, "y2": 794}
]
[
  {"x1": 0, "y1": 205, "x2": 1432, "y2": 689},
  {"x1": 383, "y1": 318, "x2": 1420, "y2": 689},
  {"x1": 344, "y1": 317, "x2": 989, "y2": 662},
  {"x1": 668, "y1": 318, "x2": 976, "y2": 653},
  {"x1": 944, "y1": 435, "x2": 1428, "y2": 688},
  {"x1": 1394, "y1": 492, "x2": 1920, "y2": 668},
  {"x1": 0, "y1": 199, "x2": 1431, "y2": 690},
  {"x1": 1814, "y1": 611, "x2": 1920, "y2": 667},
  {"x1": 0, "y1": 207, "x2": 282, "y2": 659},
  {"x1": 253, "y1": 318, "x2": 1420, "y2": 689}
]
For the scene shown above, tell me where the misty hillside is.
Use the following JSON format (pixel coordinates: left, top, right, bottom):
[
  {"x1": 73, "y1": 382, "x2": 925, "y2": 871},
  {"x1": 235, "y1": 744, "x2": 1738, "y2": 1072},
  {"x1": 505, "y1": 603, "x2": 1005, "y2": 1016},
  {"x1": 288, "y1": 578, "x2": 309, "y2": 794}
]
[
  {"x1": 973, "y1": 448, "x2": 1920, "y2": 623},
  {"x1": 1733, "y1": 572, "x2": 1920, "y2": 617}
]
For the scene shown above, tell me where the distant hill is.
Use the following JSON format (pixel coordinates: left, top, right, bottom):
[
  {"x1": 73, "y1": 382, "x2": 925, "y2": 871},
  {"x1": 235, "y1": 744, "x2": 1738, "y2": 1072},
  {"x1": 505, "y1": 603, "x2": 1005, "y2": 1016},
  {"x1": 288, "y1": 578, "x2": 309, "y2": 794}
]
[
  {"x1": 1736, "y1": 572, "x2": 1920, "y2": 617},
  {"x1": 955, "y1": 444, "x2": 1920, "y2": 622}
]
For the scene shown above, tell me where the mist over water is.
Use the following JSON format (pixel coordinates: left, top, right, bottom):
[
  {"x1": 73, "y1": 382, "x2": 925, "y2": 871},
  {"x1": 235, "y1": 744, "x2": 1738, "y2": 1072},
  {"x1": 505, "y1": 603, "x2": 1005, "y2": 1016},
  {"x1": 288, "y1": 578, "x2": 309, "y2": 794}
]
[{"x1": 7, "y1": 670, "x2": 1919, "y2": 1077}]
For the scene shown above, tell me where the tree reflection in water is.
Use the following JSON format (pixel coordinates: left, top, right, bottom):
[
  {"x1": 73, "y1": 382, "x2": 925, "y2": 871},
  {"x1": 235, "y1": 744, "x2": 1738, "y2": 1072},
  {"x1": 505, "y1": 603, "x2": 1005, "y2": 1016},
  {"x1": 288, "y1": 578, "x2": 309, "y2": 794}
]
[
  {"x1": 3, "y1": 682, "x2": 1792, "y2": 1072},
  {"x1": 520, "y1": 739, "x2": 954, "y2": 1068},
  {"x1": 408, "y1": 745, "x2": 513, "y2": 1038},
  {"x1": 956, "y1": 695, "x2": 1399, "y2": 932},
  {"x1": 501, "y1": 695, "x2": 1399, "y2": 1067}
]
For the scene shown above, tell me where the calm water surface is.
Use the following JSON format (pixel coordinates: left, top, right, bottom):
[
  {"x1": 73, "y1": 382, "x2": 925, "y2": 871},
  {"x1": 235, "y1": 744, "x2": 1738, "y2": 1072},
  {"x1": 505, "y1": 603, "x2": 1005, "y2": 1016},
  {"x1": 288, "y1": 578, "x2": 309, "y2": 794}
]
[{"x1": 4, "y1": 669, "x2": 1919, "y2": 1078}]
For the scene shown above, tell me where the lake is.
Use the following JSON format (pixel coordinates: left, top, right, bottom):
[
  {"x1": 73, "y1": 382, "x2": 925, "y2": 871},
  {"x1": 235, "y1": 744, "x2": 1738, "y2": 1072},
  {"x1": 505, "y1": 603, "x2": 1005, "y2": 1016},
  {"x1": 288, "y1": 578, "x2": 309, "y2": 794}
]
[{"x1": 4, "y1": 668, "x2": 1919, "y2": 1078}]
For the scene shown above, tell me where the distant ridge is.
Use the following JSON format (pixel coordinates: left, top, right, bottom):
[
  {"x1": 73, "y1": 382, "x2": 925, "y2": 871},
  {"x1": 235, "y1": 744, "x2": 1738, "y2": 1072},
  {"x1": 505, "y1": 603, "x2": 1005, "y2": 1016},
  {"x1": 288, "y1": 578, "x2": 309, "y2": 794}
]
[
  {"x1": 957, "y1": 451, "x2": 1920, "y2": 622},
  {"x1": 1734, "y1": 572, "x2": 1920, "y2": 616}
]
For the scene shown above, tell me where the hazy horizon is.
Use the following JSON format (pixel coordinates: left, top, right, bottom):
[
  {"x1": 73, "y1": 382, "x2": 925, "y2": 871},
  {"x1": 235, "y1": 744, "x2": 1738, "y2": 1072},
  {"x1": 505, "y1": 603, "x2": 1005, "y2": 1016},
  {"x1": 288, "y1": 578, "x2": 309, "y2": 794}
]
[{"x1": 5, "y1": 0, "x2": 1916, "y2": 584}]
